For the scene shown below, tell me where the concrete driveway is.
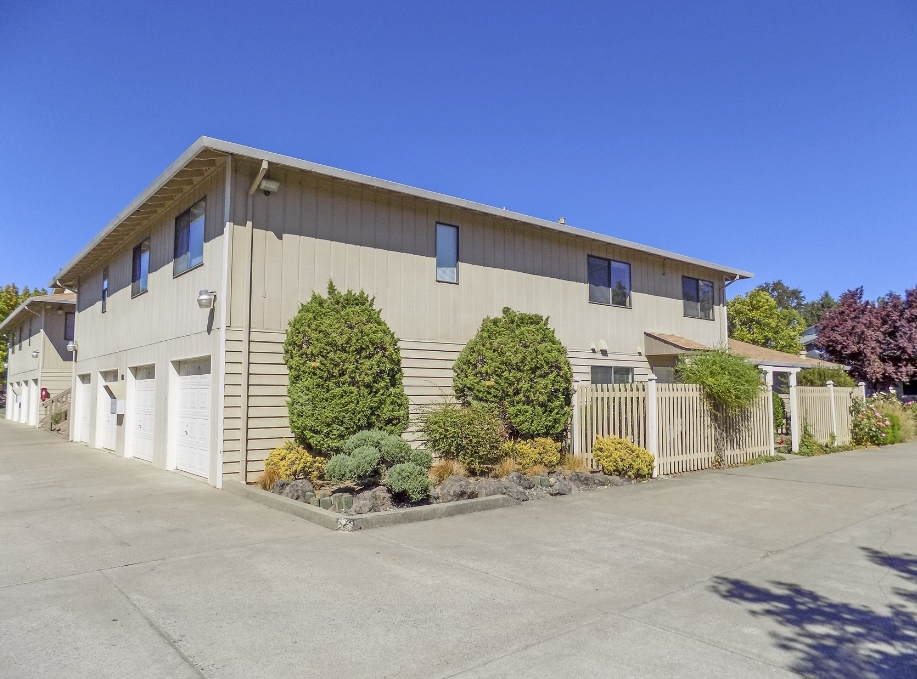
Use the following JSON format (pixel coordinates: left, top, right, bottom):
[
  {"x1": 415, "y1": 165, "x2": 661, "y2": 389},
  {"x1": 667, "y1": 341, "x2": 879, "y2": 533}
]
[{"x1": 1, "y1": 419, "x2": 915, "y2": 678}]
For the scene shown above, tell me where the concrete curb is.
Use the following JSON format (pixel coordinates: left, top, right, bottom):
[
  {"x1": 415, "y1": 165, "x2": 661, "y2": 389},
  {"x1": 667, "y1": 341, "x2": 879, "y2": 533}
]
[{"x1": 222, "y1": 481, "x2": 520, "y2": 531}]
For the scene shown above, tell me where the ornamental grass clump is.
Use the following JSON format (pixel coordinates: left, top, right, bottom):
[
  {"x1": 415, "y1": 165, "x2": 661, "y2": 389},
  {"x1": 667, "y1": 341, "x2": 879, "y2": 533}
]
[
  {"x1": 419, "y1": 401, "x2": 506, "y2": 474},
  {"x1": 283, "y1": 281, "x2": 409, "y2": 455},
  {"x1": 675, "y1": 348, "x2": 762, "y2": 415},
  {"x1": 592, "y1": 436, "x2": 654, "y2": 479},
  {"x1": 263, "y1": 440, "x2": 326, "y2": 483},
  {"x1": 453, "y1": 308, "x2": 573, "y2": 439}
]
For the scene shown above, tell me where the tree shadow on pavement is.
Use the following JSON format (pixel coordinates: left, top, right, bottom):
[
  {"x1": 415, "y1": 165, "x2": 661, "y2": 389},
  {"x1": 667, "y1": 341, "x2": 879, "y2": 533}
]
[{"x1": 710, "y1": 549, "x2": 917, "y2": 679}]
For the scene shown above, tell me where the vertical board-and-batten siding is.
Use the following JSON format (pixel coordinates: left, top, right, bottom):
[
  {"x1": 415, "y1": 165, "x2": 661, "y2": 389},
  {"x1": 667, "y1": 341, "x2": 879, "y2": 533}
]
[{"x1": 222, "y1": 159, "x2": 730, "y2": 482}]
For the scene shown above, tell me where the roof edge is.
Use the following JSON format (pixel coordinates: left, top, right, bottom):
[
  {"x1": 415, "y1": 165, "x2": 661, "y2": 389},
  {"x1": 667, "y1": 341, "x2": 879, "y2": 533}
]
[
  {"x1": 0, "y1": 295, "x2": 75, "y2": 333},
  {"x1": 50, "y1": 136, "x2": 755, "y2": 287}
]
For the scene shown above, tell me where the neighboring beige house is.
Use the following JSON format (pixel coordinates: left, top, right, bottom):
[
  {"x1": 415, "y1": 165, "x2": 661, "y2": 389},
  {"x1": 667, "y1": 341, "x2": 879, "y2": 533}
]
[
  {"x1": 2, "y1": 291, "x2": 76, "y2": 426},
  {"x1": 49, "y1": 137, "x2": 752, "y2": 487}
]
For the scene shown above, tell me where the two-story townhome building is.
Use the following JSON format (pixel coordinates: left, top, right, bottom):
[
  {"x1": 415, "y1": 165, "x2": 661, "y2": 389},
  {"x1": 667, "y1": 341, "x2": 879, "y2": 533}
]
[
  {"x1": 50, "y1": 138, "x2": 751, "y2": 487},
  {"x1": 2, "y1": 291, "x2": 76, "y2": 426}
]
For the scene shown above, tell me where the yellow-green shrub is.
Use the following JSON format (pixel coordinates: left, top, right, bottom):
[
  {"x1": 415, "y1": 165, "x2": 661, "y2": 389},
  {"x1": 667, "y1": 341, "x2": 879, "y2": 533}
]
[
  {"x1": 264, "y1": 440, "x2": 327, "y2": 482},
  {"x1": 503, "y1": 437, "x2": 562, "y2": 469},
  {"x1": 592, "y1": 436, "x2": 654, "y2": 480}
]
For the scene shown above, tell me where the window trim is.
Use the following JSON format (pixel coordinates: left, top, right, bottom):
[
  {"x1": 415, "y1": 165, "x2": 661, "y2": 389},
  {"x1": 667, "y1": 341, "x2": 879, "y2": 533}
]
[
  {"x1": 101, "y1": 267, "x2": 109, "y2": 313},
  {"x1": 587, "y1": 255, "x2": 632, "y2": 308},
  {"x1": 682, "y1": 275, "x2": 716, "y2": 321},
  {"x1": 435, "y1": 222, "x2": 459, "y2": 285},
  {"x1": 173, "y1": 199, "x2": 206, "y2": 277},
  {"x1": 131, "y1": 237, "x2": 151, "y2": 298},
  {"x1": 590, "y1": 365, "x2": 635, "y2": 385}
]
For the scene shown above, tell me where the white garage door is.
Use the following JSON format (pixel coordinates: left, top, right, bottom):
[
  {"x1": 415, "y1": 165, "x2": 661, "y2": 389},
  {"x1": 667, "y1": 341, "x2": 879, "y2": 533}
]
[
  {"x1": 99, "y1": 370, "x2": 118, "y2": 451},
  {"x1": 176, "y1": 358, "x2": 210, "y2": 478},
  {"x1": 78, "y1": 375, "x2": 91, "y2": 443},
  {"x1": 132, "y1": 366, "x2": 155, "y2": 462}
]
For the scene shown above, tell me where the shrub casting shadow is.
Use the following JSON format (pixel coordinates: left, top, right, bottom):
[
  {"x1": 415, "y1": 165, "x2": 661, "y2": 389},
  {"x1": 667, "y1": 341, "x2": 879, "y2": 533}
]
[{"x1": 710, "y1": 549, "x2": 917, "y2": 679}]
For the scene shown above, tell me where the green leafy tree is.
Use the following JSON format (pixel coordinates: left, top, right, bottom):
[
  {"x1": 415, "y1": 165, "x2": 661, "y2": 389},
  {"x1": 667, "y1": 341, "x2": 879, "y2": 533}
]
[
  {"x1": 452, "y1": 307, "x2": 572, "y2": 439},
  {"x1": 802, "y1": 291, "x2": 838, "y2": 327},
  {"x1": 283, "y1": 281, "x2": 409, "y2": 455},
  {"x1": 728, "y1": 289, "x2": 804, "y2": 353},
  {"x1": 1, "y1": 284, "x2": 47, "y2": 389},
  {"x1": 759, "y1": 280, "x2": 805, "y2": 313}
]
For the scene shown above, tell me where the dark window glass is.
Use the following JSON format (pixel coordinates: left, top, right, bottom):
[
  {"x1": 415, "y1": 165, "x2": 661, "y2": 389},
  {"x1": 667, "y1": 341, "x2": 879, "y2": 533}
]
[
  {"x1": 28, "y1": 320, "x2": 31, "y2": 346},
  {"x1": 588, "y1": 256, "x2": 631, "y2": 307},
  {"x1": 591, "y1": 366, "x2": 635, "y2": 384},
  {"x1": 132, "y1": 238, "x2": 151, "y2": 297},
  {"x1": 64, "y1": 312, "x2": 75, "y2": 342},
  {"x1": 174, "y1": 199, "x2": 205, "y2": 275},
  {"x1": 101, "y1": 268, "x2": 109, "y2": 313},
  {"x1": 435, "y1": 223, "x2": 458, "y2": 283},
  {"x1": 683, "y1": 276, "x2": 714, "y2": 320}
]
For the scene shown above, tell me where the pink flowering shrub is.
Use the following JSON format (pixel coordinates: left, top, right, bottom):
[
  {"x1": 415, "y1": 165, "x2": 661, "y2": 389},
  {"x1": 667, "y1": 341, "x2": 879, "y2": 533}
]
[{"x1": 850, "y1": 397, "x2": 901, "y2": 446}]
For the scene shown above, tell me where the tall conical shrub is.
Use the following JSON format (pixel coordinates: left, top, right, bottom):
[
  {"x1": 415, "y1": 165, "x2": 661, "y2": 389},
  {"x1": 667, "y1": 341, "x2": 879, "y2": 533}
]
[
  {"x1": 453, "y1": 307, "x2": 572, "y2": 439},
  {"x1": 283, "y1": 281, "x2": 409, "y2": 454}
]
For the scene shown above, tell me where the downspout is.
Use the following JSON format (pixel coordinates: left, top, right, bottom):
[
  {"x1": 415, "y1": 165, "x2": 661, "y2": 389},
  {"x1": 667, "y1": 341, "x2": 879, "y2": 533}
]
[
  {"x1": 215, "y1": 155, "x2": 233, "y2": 489},
  {"x1": 69, "y1": 284, "x2": 79, "y2": 441},
  {"x1": 720, "y1": 275, "x2": 741, "y2": 346},
  {"x1": 239, "y1": 159, "x2": 268, "y2": 484},
  {"x1": 37, "y1": 304, "x2": 45, "y2": 427}
]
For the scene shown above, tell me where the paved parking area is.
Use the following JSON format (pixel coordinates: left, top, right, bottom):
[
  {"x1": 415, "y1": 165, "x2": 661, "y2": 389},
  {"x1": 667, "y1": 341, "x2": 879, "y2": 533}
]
[{"x1": 1, "y1": 418, "x2": 916, "y2": 678}]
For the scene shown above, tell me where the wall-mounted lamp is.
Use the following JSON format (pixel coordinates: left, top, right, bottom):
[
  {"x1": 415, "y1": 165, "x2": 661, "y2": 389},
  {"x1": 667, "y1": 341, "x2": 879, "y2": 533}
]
[
  {"x1": 31, "y1": 350, "x2": 39, "y2": 358},
  {"x1": 67, "y1": 341, "x2": 78, "y2": 352},
  {"x1": 56, "y1": 305, "x2": 64, "y2": 315},
  {"x1": 197, "y1": 290, "x2": 216, "y2": 309},
  {"x1": 259, "y1": 179, "x2": 280, "y2": 196}
]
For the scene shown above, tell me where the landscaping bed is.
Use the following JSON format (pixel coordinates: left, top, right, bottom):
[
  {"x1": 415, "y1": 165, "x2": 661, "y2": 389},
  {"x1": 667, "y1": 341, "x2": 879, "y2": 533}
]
[{"x1": 268, "y1": 469, "x2": 631, "y2": 516}]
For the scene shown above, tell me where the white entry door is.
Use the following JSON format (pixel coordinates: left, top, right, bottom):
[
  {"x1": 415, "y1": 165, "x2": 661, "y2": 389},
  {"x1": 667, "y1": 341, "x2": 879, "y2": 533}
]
[
  {"x1": 18, "y1": 381, "x2": 29, "y2": 424},
  {"x1": 77, "y1": 375, "x2": 91, "y2": 443},
  {"x1": 99, "y1": 371, "x2": 118, "y2": 451},
  {"x1": 132, "y1": 366, "x2": 155, "y2": 461},
  {"x1": 176, "y1": 358, "x2": 210, "y2": 477}
]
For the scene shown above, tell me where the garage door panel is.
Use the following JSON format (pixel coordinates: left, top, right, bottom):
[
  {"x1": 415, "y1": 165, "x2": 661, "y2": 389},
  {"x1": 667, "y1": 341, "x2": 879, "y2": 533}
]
[
  {"x1": 132, "y1": 366, "x2": 155, "y2": 462},
  {"x1": 176, "y1": 359, "x2": 210, "y2": 478}
]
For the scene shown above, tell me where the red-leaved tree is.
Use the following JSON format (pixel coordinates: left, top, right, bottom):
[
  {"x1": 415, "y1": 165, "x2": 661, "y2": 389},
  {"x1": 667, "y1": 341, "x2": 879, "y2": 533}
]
[{"x1": 816, "y1": 287, "x2": 917, "y2": 388}]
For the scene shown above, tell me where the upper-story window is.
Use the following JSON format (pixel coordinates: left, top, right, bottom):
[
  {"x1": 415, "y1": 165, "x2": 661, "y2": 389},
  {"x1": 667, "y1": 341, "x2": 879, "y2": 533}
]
[
  {"x1": 64, "y1": 312, "x2": 75, "y2": 342},
  {"x1": 174, "y1": 199, "x2": 205, "y2": 276},
  {"x1": 683, "y1": 276, "x2": 715, "y2": 320},
  {"x1": 436, "y1": 223, "x2": 459, "y2": 284},
  {"x1": 131, "y1": 237, "x2": 151, "y2": 297},
  {"x1": 591, "y1": 365, "x2": 634, "y2": 384},
  {"x1": 101, "y1": 267, "x2": 109, "y2": 313},
  {"x1": 27, "y1": 320, "x2": 32, "y2": 346},
  {"x1": 588, "y1": 255, "x2": 631, "y2": 307}
]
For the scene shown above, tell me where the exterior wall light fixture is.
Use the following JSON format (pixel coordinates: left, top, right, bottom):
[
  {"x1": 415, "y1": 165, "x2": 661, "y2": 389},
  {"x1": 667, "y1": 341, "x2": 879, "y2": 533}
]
[
  {"x1": 67, "y1": 341, "x2": 78, "y2": 352},
  {"x1": 31, "y1": 350, "x2": 39, "y2": 358},
  {"x1": 197, "y1": 290, "x2": 216, "y2": 309}
]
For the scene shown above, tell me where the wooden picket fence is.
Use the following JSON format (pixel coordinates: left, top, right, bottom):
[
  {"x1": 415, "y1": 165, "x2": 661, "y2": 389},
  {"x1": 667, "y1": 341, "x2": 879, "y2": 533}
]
[
  {"x1": 574, "y1": 382, "x2": 772, "y2": 475},
  {"x1": 796, "y1": 385, "x2": 859, "y2": 446}
]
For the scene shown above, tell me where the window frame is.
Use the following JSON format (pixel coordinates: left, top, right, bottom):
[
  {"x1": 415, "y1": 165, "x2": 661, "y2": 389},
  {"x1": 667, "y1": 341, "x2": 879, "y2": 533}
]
[
  {"x1": 64, "y1": 312, "x2": 75, "y2": 342},
  {"x1": 682, "y1": 275, "x2": 716, "y2": 321},
  {"x1": 101, "y1": 267, "x2": 109, "y2": 313},
  {"x1": 173, "y1": 199, "x2": 206, "y2": 277},
  {"x1": 435, "y1": 222, "x2": 459, "y2": 284},
  {"x1": 131, "y1": 237, "x2": 151, "y2": 298},
  {"x1": 590, "y1": 365, "x2": 635, "y2": 385},
  {"x1": 587, "y1": 255, "x2": 632, "y2": 308}
]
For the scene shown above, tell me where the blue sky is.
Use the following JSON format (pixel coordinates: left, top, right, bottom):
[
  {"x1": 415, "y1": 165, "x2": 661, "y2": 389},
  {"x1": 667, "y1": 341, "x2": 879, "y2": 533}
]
[{"x1": 1, "y1": 1, "x2": 914, "y2": 301}]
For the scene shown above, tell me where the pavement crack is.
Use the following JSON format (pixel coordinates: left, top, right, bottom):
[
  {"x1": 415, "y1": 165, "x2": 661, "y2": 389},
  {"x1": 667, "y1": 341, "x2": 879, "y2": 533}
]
[{"x1": 99, "y1": 570, "x2": 209, "y2": 679}]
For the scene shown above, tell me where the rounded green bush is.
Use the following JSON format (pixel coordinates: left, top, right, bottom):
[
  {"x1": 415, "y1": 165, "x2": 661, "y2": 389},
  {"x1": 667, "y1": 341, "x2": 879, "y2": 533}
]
[
  {"x1": 384, "y1": 463, "x2": 431, "y2": 502},
  {"x1": 592, "y1": 436, "x2": 654, "y2": 480},
  {"x1": 348, "y1": 445, "x2": 382, "y2": 482},
  {"x1": 420, "y1": 401, "x2": 506, "y2": 474},
  {"x1": 676, "y1": 349, "x2": 762, "y2": 415},
  {"x1": 407, "y1": 447, "x2": 433, "y2": 470},
  {"x1": 379, "y1": 434, "x2": 413, "y2": 466},
  {"x1": 453, "y1": 307, "x2": 572, "y2": 439},
  {"x1": 343, "y1": 429, "x2": 389, "y2": 454},
  {"x1": 324, "y1": 454, "x2": 352, "y2": 483},
  {"x1": 797, "y1": 367, "x2": 855, "y2": 388},
  {"x1": 284, "y1": 282, "x2": 409, "y2": 455}
]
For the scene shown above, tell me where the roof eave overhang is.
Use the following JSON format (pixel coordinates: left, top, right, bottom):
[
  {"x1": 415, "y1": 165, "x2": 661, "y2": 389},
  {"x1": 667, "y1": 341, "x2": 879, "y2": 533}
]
[{"x1": 50, "y1": 136, "x2": 755, "y2": 288}]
